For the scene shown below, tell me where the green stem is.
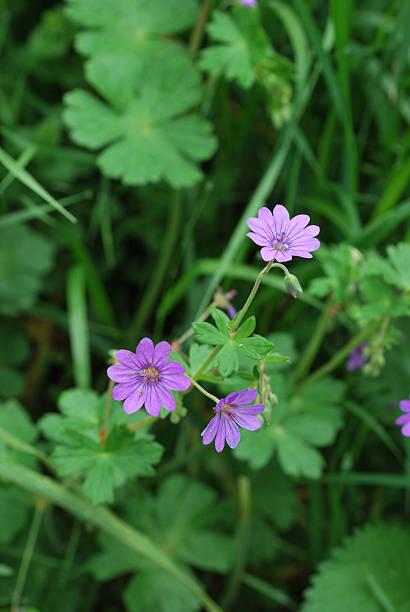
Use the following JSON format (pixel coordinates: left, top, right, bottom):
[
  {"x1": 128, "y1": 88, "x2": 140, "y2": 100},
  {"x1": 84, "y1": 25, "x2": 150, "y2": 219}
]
[
  {"x1": 301, "y1": 319, "x2": 380, "y2": 388},
  {"x1": 129, "y1": 189, "x2": 182, "y2": 340},
  {"x1": 292, "y1": 297, "x2": 333, "y2": 381},
  {"x1": 176, "y1": 299, "x2": 217, "y2": 345},
  {"x1": 233, "y1": 261, "x2": 274, "y2": 329},
  {"x1": 0, "y1": 426, "x2": 56, "y2": 473},
  {"x1": 127, "y1": 415, "x2": 156, "y2": 432},
  {"x1": 192, "y1": 345, "x2": 222, "y2": 380},
  {"x1": 188, "y1": 0, "x2": 212, "y2": 58},
  {"x1": 0, "y1": 462, "x2": 222, "y2": 612},
  {"x1": 100, "y1": 381, "x2": 114, "y2": 446},
  {"x1": 189, "y1": 377, "x2": 220, "y2": 403},
  {"x1": 11, "y1": 500, "x2": 44, "y2": 611},
  {"x1": 189, "y1": 262, "x2": 288, "y2": 383},
  {"x1": 221, "y1": 476, "x2": 251, "y2": 610},
  {"x1": 242, "y1": 574, "x2": 297, "y2": 610}
]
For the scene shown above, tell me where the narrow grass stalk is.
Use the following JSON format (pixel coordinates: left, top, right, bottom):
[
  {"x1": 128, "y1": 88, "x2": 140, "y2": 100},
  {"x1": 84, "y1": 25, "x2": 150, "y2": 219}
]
[
  {"x1": 129, "y1": 189, "x2": 182, "y2": 340},
  {"x1": 188, "y1": 0, "x2": 212, "y2": 58},
  {"x1": 221, "y1": 476, "x2": 251, "y2": 611},
  {"x1": 100, "y1": 382, "x2": 114, "y2": 446},
  {"x1": 0, "y1": 462, "x2": 223, "y2": 612},
  {"x1": 242, "y1": 574, "x2": 297, "y2": 610},
  {"x1": 0, "y1": 426, "x2": 55, "y2": 473},
  {"x1": 67, "y1": 265, "x2": 91, "y2": 390},
  {"x1": 301, "y1": 319, "x2": 380, "y2": 388},
  {"x1": 0, "y1": 146, "x2": 77, "y2": 223},
  {"x1": 11, "y1": 500, "x2": 45, "y2": 612},
  {"x1": 292, "y1": 297, "x2": 333, "y2": 381}
]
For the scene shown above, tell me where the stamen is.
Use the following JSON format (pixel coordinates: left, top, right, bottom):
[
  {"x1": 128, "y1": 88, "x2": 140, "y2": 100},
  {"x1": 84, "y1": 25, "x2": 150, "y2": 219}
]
[
  {"x1": 272, "y1": 232, "x2": 289, "y2": 251},
  {"x1": 140, "y1": 366, "x2": 160, "y2": 384}
]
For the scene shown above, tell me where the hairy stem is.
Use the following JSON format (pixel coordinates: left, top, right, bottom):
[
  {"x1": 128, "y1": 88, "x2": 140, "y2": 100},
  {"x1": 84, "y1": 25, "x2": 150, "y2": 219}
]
[
  {"x1": 232, "y1": 261, "x2": 274, "y2": 329},
  {"x1": 189, "y1": 377, "x2": 220, "y2": 403}
]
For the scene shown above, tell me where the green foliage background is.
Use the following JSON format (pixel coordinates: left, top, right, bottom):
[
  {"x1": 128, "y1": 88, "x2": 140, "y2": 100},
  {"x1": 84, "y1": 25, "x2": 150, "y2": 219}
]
[{"x1": 0, "y1": 0, "x2": 409, "y2": 610}]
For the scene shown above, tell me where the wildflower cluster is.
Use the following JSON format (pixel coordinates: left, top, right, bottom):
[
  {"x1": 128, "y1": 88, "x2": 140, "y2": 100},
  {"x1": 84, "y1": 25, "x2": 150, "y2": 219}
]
[{"x1": 108, "y1": 204, "x2": 319, "y2": 451}]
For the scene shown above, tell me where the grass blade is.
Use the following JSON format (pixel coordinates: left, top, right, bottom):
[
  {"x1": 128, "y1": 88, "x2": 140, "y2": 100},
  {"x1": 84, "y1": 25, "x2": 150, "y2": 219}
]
[
  {"x1": 67, "y1": 265, "x2": 91, "y2": 389},
  {"x1": 0, "y1": 461, "x2": 223, "y2": 612},
  {"x1": 0, "y1": 146, "x2": 77, "y2": 223},
  {"x1": 345, "y1": 401, "x2": 403, "y2": 463}
]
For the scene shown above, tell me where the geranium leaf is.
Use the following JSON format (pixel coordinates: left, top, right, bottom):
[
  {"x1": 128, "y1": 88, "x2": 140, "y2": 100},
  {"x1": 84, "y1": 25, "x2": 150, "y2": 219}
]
[
  {"x1": 199, "y1": 5, "x2": 271, "y2": 88},
  {"x1": 301, "y1": 523, "x2": 410, "y2": 612}
]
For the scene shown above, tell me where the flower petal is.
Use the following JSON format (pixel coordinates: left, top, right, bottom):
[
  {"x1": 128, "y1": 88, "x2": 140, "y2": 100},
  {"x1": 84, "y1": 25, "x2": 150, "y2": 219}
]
[
  {"x1": 107, "y1": 364, "x2": 138, "y2": 383},
  {"x1": 247, "y1": 216, "x2": 274, "y2": 240},
  {"x1": 302, "y1": 224, "x2": 320, "y2": 237},
  {"x1": 215, "y1": 415, "x2": 227, "y2": 452},
  {"x1": 156, "y1": 383, "x2": 176, "y2": 412},
  {"x1": 272, "y1": 204, "x2": 290, "y2": 235},
  {"x1": 234, "y1": 403, "x2": 265, "y2": 415},
  {"x1": 257, "y1": 207, "x2": 273, "y2": 224},
  {"x1": 291, "y1": 237, "x2": 320, "y2": 251},
  {"x1": 288, "y1": 250, "x2": 313, "y2": 259},
  {"x1": 136, "y1": 337, "x2": 155, "y2": 365},
  {"x1": 399, "y1": 399, "x2": 410, "y2": 412},
  {"x1": 123, "y1": 386, "x2": 146, "y2": 414},
  {"x1": 396, "y1": 414, "x2": 410, "y2": 425},
  {"x1": 261, "y1": 247, "x2": 277, "y2": 261},
  {"x1": 401, "y1": 420, "x2": 410, "y2": 437},
  {"x1": 275, "y1": 250, "x2": 293, "y2": 262},
  {"x1": 201, "y1": 414, "x2": 220, "y2": 445},
  {"x1": 162, "y1": 373, "x2": 191, "y2": 391},
  {"x1": 287, "y1": 214, "x2": 310, "y2": 238},
  {"x1": 115, "y1": 349, "x2": 141, "y2": 368},
  {"x1": 153, "y1": 341, "x2": 171, "y2": 367},
  {"x1": 233, "y1": 413, "x2": 261, "y2": 431},
  {"x1": 246, "y1": 231, "x2": 270, "y2": 246},
  {"x1": 224, "y1": 417, "x2": 241, "y2": 449},
  {"x1": 229, "y1": 389, "x2": 258, "y2": 405},
  {"x1": 161, "y1": 361, "x2": 186, "y2": 376},
  {"x1": 112, "y1": 381, "x2": 137, "y2": 401},
  {"x1": 145, "y1": 386, "x2": 161, "y2": 417}
]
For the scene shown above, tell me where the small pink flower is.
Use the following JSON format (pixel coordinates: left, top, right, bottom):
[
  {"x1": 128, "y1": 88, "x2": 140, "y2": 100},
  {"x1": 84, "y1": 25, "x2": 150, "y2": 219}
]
[
  {"x1": 395, "y1": 395, "x2": 410, "y2": 436},
  {"x1": 247, "y1": 205, "x2": 320, "y2": 262},
  {"x1": 107, "y1": 338, "x2": 190, "y2": 417},
  {"x1": 239, "y1": 0, "x2": 257, "y2": 6},
  {"x1": 201, "y1": 389, "x2": 264, "y2": 452}
]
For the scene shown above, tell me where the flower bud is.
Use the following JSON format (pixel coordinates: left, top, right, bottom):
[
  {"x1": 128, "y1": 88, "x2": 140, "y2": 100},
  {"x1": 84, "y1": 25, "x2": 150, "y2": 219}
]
[{"x1": 285, "y1": 274, "x2": 302, "y2": 298}]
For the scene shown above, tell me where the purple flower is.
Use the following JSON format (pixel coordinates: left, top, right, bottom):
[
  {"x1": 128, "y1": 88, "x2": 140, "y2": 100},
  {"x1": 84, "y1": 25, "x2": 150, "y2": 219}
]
[
  {"x1": 239, "y1": 0, "x2": 257, "y2": 6},
  {"x1": 107, "y1": 338, "x2": 190, "y2": 417},
  {"x1": 247, "y1": 205, "x2": 320, "y2": 262},
  {"x1": 224, "y1": 289, "x2": 237, "y2": 319},
  {"x1": 201, "y1": 389, "x2": 264, "y2": 452},
  {"x1": 346, "y1": 342, "x2": 368, "y2": 372},
  {"x1": 395, "y1": 395, "x2": 410, "y2": 437}
]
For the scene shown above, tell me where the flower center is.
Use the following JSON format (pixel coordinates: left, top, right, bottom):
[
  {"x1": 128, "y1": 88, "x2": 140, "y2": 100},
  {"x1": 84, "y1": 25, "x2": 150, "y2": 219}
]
[
  {"x1": 221, "y1": 403, "x2": 235, "y2": 419},
  {"x1": 272, "y1": 232, "x2": 289, "y2": 251},
  {"x1": 140, "y1": 366, "x2": 160, "y2": 384}
]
